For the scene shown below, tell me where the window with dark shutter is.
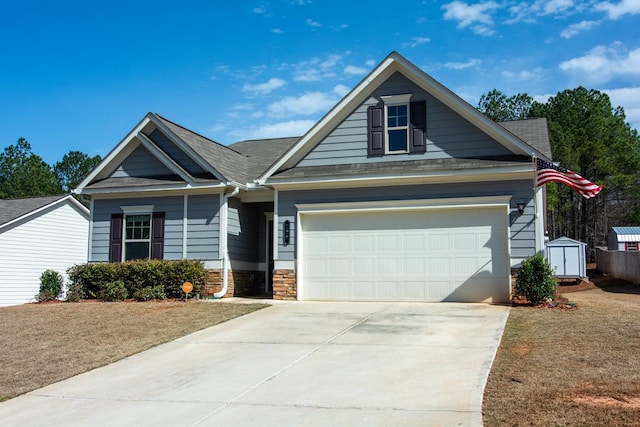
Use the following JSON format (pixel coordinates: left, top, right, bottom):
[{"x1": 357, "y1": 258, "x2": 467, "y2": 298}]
[
  {"x1": 109, "y1": 214, "x2": 123, "y2": 263},
  {"x1": 409, "y1": 100, "x2": 427, "y2": 153},
  {"x1": 367, "y1": 106, "x2": 384, "y2": 156},
  {"x1": 151, "y1": 212, "x2": 165, "y2": 259}
]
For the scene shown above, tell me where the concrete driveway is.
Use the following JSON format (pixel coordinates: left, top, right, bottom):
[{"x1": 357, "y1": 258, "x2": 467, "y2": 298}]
[{"x1": 0, "y1": 301, "x2": 509, "y2": 426}]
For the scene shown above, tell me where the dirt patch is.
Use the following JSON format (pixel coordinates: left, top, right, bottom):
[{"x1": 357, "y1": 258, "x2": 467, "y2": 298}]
[{"x1": 569, "y1": 395, "x2": 640, "y2": 409}]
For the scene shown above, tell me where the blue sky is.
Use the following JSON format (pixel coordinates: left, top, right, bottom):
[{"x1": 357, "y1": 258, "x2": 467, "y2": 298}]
[{"x1": 1, "y1": 0, "x2": 638, "y2": 165}]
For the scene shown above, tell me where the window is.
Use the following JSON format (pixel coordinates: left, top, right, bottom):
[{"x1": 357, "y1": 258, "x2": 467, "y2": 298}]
[
  {"x1": 124, "y1": 214, "x2": 151, "y2": 260},
  {"x1": 109, "y1": 206, "x2": 165, "y2": 262},
  {"x1": 367, "y1": 95, "x2": 426, "y2": 157},
  {"x1": 626, "y1": 242, "x2": 638, "y2": 251}
]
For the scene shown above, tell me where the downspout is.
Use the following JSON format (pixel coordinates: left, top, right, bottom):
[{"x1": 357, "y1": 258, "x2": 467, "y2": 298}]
[{"x1": 213, "y1": 187, "x2": 240, "y2": 298}]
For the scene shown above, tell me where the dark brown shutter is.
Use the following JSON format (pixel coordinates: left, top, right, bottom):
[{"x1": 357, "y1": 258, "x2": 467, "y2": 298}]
[
  {"x1": 109, "y1": 214, "x2": 123, "y2": 263},
  {"x1": 367, "y1": 105, "x2": 384, "y2": 156},
  {"x1": 151, "y1": 212, "x2": 165, "y2": 260},
  {"x1": 409, "y1": 100, "x2": 427, "y2": 153}
]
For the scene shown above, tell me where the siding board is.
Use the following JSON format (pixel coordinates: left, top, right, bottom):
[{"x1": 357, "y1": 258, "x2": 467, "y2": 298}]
[{"x1": 111, "y1": 145, "x2": 173, "y2": 178}]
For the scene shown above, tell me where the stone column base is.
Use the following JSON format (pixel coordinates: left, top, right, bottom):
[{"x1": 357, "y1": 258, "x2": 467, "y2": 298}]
[
  {"x1": 273, "y1": 269, "x2": 297, "y2": 300},
  {"x1": 203, "y1": 269, "x2": 262, "y2": 298}
]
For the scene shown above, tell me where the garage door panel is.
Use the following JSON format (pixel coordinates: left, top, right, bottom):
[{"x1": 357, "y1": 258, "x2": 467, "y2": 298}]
[{"x1": 300, "y1": 208, "x2": 510, "y2": 303}]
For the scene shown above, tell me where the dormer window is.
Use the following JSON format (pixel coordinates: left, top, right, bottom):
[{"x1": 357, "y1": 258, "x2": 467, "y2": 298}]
[{"x1": 367, "y1": 95, "x2": 427, "y2": 157}]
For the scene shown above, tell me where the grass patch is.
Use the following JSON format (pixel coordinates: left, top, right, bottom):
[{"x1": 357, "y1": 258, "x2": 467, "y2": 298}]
[
  {"x1": 483, "y1": 284, "x2": 640, "y2": 426},
  {"x1": 0, "y1": 300, "x2": 267, "y2": 401}
]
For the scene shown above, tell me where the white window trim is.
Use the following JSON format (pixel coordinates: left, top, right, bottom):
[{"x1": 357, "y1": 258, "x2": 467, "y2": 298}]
[
  {"x1": 121, "y1": 206, "x2": 155, "y2": 261},
  {"x1": 381, "y1": 94, "x2": 412, "y2": 154}
]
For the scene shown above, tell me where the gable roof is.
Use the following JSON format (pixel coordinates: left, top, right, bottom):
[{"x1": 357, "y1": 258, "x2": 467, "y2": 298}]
[
  {"x1": 0, "y1": 195, "x2": 89, "y2": 231},
  {"x1": 258, "y1": 52, "x2": 552, "y2": 183},
  {"x1": 611, "y1": 227, "x2": 640, "y2": 238}
]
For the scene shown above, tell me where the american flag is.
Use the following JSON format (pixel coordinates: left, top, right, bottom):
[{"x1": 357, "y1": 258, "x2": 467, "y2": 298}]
[{"x1": 536, "y1": 158, "x2": 602, "y2": 199}]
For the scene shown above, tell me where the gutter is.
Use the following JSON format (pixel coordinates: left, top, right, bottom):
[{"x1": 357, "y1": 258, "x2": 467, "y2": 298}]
[{"x1": 213, "y1": 186, "x2": 240, "y2": 298}]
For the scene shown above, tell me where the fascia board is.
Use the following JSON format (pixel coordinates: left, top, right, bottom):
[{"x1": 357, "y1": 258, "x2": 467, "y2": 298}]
[
  {"x1": 136, "y1": 132, "x2": 195, "y2": 184},
  {"x1": 390, "y1": 54, "x2": 549, "y2": 160},
  {"x1": 257, "y1": 57, "x2": 399, "y2": 183},
  {"x1": 86, "y1": 184, "x2": 227, "y2": 199},
  {"x1": 75, "y1": 116, "x2": 152, "y2": 193},
  {"x1": 0, "y1": 195, "x2": 88, "y2": 232},
  {"x1": 266, "y1": 165, "x2": 533, "y2": 190},
  {"x1": 149, "y1": 114, "x2": 228, "y2": 183}
]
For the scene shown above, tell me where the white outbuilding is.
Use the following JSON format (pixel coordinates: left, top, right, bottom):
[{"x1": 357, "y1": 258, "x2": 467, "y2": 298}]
[
  {"x1": 0, "y1": 195, "x2": 89, "y2": 306},
  {"x1": 545, "y1": 236, "x2": 587, "y2": 279}
]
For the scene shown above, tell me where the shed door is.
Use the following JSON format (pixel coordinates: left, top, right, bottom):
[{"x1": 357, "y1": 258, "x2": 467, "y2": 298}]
[{"x1": 299, "y1": 207, "x2": 509, "y2": 303}]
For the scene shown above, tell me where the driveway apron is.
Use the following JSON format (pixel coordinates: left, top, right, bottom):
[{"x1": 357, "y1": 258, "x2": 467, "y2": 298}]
[{"x1": 0, "y1": 301, "x2": 509, "y2": 426}]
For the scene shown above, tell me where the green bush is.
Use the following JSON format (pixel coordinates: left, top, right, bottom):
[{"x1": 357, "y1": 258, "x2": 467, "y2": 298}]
[
  {"x1": 133, "y1": 285, "x2": 166, "y2": 301},
  {"x1": 36, "y1": 270, "x2": 64, "y2": 302},
  {"x1": 515, "y1": 253, "x2": 557, "y2": 304},
  {"x1": 97, "y1": 280, "x2": 128, "y2": 302},
  {"x1": 67, "y1": 260, "x2": 206, "y2": 301}
]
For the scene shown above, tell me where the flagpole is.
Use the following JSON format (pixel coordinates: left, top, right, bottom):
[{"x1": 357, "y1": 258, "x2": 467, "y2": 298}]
[{"x1": 532, "y1": 154, "x2": 539, "y2": 252}]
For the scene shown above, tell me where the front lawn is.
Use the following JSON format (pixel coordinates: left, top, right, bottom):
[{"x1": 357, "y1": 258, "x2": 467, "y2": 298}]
[
  {"x1": 483, "y1": 283, "x2": 640, "y2": 425},
  {"x1": 0, "y1": 300, "x2": 267, "y2": 401}
]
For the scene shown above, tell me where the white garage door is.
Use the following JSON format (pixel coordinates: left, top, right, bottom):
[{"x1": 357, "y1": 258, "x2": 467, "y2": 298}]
[{"x1": 300, "y1": 207, "x2": 509, "y2": 302}]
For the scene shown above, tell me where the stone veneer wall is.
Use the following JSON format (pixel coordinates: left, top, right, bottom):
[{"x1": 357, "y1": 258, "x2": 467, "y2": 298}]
[
  {"x1": 273, "y1": 269, "x2": 297, "y2": 300},
  {"x1": 203, "y1": 269, "x2": 262, "y2": 297}
]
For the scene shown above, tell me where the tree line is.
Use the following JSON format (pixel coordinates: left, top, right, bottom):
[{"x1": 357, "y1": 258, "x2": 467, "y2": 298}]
[
  {"x1": 0, "y1": 138, "x2": 101, "y2": 199},
  {"x1": 478, "y1": 87, "x2": 640, "y2": 257}
]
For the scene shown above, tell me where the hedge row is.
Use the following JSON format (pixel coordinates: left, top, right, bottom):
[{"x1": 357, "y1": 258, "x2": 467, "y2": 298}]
[{"x1": 67, "y1": 259, "x2": 207, "y2": 300}]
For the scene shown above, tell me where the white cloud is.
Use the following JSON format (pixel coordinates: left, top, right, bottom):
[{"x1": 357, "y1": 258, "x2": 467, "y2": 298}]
[
  {"x1": 268, "y1": 91, "x2": 339, "y2": 117},
  {"x1": 560, "y1": 20, "x2": 600, "y2": 38},
  {"x1": 595, "y1": 0, "x2": 640, "y2": 19},
  {"x1": 242, "y1": 78, "x2": 286, "y2": 95},
  {"x1": 403, "y1": 36, "x2": 431, "y2": 48},
  {"x1": 501, "y1": 67, "x2": 545, "y2": 80},
  {"x1": 344, "y1": 65, "x2": 368, "y2": 75},
  {"x1": 445, "y1": 58, "x2": 481, "y2": 69},
  {"x1": 603, "y1": 87, "x2": 640, "y2": 130},
  {"x1": 271, "y1": 28, "x2": 284, "y2": 34},
  {"x1": 305, "y1": 18, "x2": 322, "y2": 27},
  {"x1": 442, "y1": 1, "x2": 500, "y2": 35},
  {"x1": 333, "y1": 84, "x2": 350, "y2": 96},
  {"x1": 291, "y1": 54, "x2": 343, "y2": 81},
  {"x1": 229, "y1": 120, "x2": 315, "y2": 140},
  {"x1": 533, "y1": 93, "x2": 554, "y2": 104},
  {"x1": 365, "y1": 59, "x2": 376, "y2": 67},
  {"x1": 559, "y1": 44, "x2": 640, "y2": 84},
  {"x1": 506, "y1": 0, "x2": 582, "y2": 24}
]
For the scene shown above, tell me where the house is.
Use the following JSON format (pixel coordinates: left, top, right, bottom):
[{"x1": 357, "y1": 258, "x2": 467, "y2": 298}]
[
  {"x1": 0, "y1": 195, "x2": 89, "y2": 306},
  {"x1": 607, "y1": 227, "x2": 640, "y2": 251},
  {"x1": 75, "y1": 52, "x2": 552, "y2": 303}
]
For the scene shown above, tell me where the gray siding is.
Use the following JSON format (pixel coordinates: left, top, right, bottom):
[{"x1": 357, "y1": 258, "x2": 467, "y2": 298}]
[
  {"x1": 297, "y1": 72, "x2": 511, "y2": 167},
  {"x1": 277, "y1": 180, "x2": 535, "y2": 266},
  {"x1": 91, "y1": 196, "x2": 184, "y2": 261},
  {"x1": 110, "y1": 145, "x2": 173, "y2": 178},
  {"x1": 186, "y1": 195, "x2": 220, "y2": 260},
  {"x1": 149, "y1": 129, "x2": 208, "y2": 176},
  {"x1": 228, "y1": 198, "x2": 260, "y2": 262}
]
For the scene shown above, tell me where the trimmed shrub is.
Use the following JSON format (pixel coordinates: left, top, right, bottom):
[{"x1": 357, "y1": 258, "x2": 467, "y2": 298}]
[
  {"x1": 66, "y1": 260, "x2": 206, "y2": 301},
  {"x1": 97, "y1": 280, "x2": 128, "y2": 302},
  {"x1": 515, "y1": 253, "x2": 557, "y2": 304},
  {"x1": 133, "y1": 285, "x2": 166, "y2": 301},
  {"x1": 36, "y1": 269, "x2": 64, "y2": 302}
]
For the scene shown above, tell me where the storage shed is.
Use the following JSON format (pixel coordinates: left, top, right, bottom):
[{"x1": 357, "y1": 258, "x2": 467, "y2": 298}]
[
  {"x1": 607, "y1": 227, "x2": 640, "y2": 251},
  {"x1": 545, "y1": 237, "x2": 587, "y2": 278}
]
